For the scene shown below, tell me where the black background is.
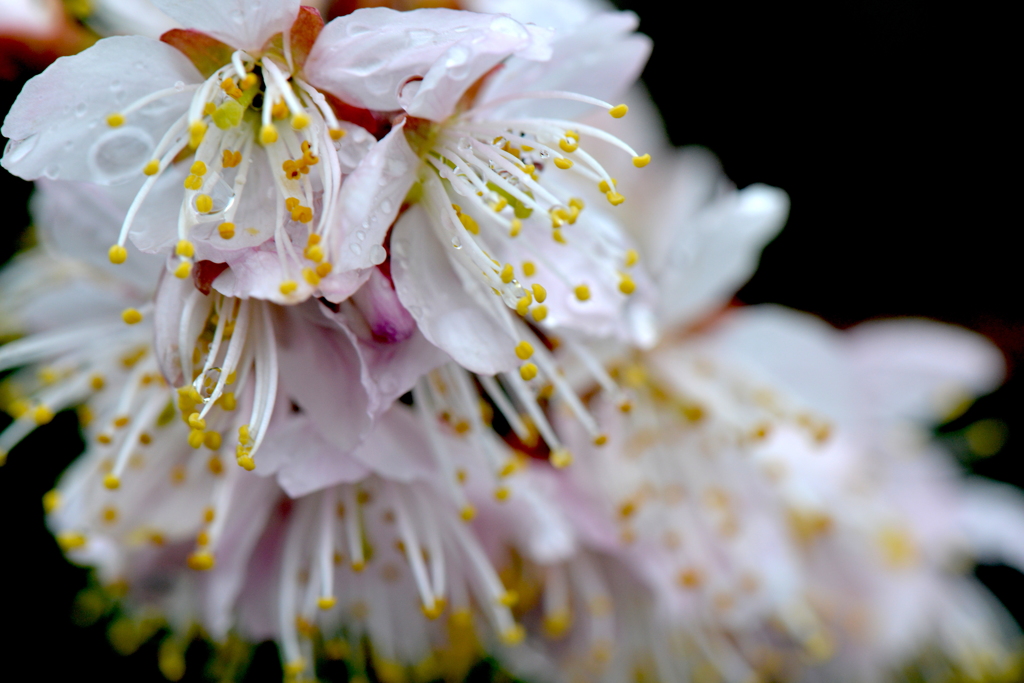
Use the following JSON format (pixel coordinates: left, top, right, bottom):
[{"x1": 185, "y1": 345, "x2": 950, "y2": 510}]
[{"x1": 0, "y1": 2, "x2": 1019, "y2": 680}]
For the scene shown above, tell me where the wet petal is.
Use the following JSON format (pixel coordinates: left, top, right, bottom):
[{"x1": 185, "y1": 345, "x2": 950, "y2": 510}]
[
  {"x1": 390, "y1": 204, "x2": 518, "y2": 375},
  {"x1": 257, "y1": 413, "x2": 370, "y2": 497},
  {"x1": 151, "y1": 0, "x2": 299, "y2": 53},
  {"x1": 2, "y1": 35, "x2": 201, "y2": 183}
]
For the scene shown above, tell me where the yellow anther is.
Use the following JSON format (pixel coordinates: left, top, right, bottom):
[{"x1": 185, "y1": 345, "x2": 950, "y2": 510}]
[
  {"x1": 516, "y1": 294, "x2": 532, "y2": 317},
  {"x1": 241, "y1": 72, "x2": 258, "y2": 90},
  {"x1": 494, "y1": 486, "x2": 511, "y2": 501},
  {"x1": 509, "y1": 219, "x2": 522, "y2": 237},
  {"x1": 218, "y1": 222, "x2": 235, "y2": 239},
  {"x1": 143, "y1": 159, "x2": 160, "y2": 176},
  {"x1": 329, "y1": 128, "x2": 346, "y2": 140},
  {"x1": 103, "y1": 473, "x2": 120, "y2": 490},
  {"x1": 558, "y1": 138, "x2": 578, "y2": 153},
  {"x1": 113, "y1": 415, "x2": 129, "y2": 428},
  {"x1": 260, "y1": 124, "x2": 278, "y2": 145},
  {"x1": 499, "y1": 589, "x2": 519, "y2": 607},
  {"x1": 553, "y1": 157, "x2": 573, "y2": 170},
  {"x1": 515, "y1": 341, "x2": 534, "y2": 360},
  {"x1": 501, "y1": 624, "x2": 526, "y2": 646},
  {"x1": 598, "y1": 178, "x2": 617, "y2": 193},
  {"x1": 522, "y1": 163, "x2": 536, "y2": 175},
  {"x1": 421, "y1": 600, "x2": 445, "y2": 620},
  {"x1": 188, "y1": 429, "x2": 205, "y2": 449},
  {"x1": 188, "y1": 120, "x2": 207, "y2": 148},
  {"x1": 237, "y1": 455, "x2": 255, "y2": 471},
  {"x1": 350, "y1": 560, "x2": 365, "y2": 572},
  {"x1": 239, "y1": 424, "x2": 251, "y2": 443},
  {"x1": 183, "y1": 174, "x2": 202, "y2": 190},
  {"x1": 315, "y1": 262, "x2": 333, "y2": 278},
  {"x1": 285, "y1": 197, "x2": 300, "y2": 210},
  {"x1": 195, "y1": 194, "x2": 213, "y2": 213},
  {"x1": 218, "y1": 392, "x2": 236, "y2": 411},
  {"x1": 106, "y1": 113, "x2": 125, "y2": 127},
  {"x1": 531, "y1": 305, "x2": 548, "y2": 322},
  {"x1": 32, "y1": 404, "x2": 54, "y2": 425},
  {"x1": 492, "y1": 197, "x2": 508, "y2": 212},
  {"x1": 222, "y1": 149, "x2": 242, "y2": 168},
  {"x1": 606, "y1": 191, "x2": 625, "y2": 206},
  {"x1": 460, "y1": 504, "x2": 476, "y2": 521},
  {"x1": 175, "y1": 240, "x2": 195, "y2": 258},
  {"x1": 318, "y1": 596, "x2": 337, "y2": 610},
  {"x1": 625, "y1": 248, "x2": 639, "y2": 267},
  {"x1": 190, "y1": 160, "x2": 207, "y2": 176},
  {"x1": 57, "y1": 531, "x2": 87, "y2": 551},
  {"x1": 97, "y1": 434, "x2": 112, "y2": 444},
  {"x1": 520, "y1": 363, "x2": 538, "y2": 381},
  {"x1": 594, "y1": 434, "x2": 608, "y2": 446},
  {"x1": 574, "y1": 284, "x2": 591, "y2": 301},
  {"x1": 42, "y1": 489, "x2": 62, "y2": 514},
  {"x1": 459, "y1": 213, "x2": 479, "y2": 234},
  {"x1": 196, "y1": 530, "x2": 210, "y2": 546},
  {"x1": 500, "y1": 263, "x2": 514, "y2": 284},
  {"x1": 203, "y1": 102, "x2": 216, "y2": 116},
  {"x1": 187, "y1": 413, "x2": 205, "y2": 430},
  {"x1": 302, "y1": 268, "x2": 320, "y2": 286},
  {"x1": 569, "y1": 197, "x2": 585, "y2": 211},
  {"x1": 550, "y1": 449, "x2": 573, "y2": 468},
  {"x1": 187, "y1": 551, "x2": 215, "y2": 571},
  {"x1": 108, "y1": 244, "x2": 127, "y2": 264},
  {"x1": 291, "y1": 112, "x2": 310, "y2": 129},
  {"x1": 305, "y1": 245, "x2": 324, "y2": 262},
  {"x1": 521, "y1": 261, "x2": 536, "y2": 277},
  {"x1": 279, "y1": 280, "x2": 298, "y2": 295},
  {"x1": 271, "y1": 100, "x2": 288, "y2": 119},
  {"x1": 552, "y1": 229, "x2": 566, "y2": 244},
  {"x1": 632, "y1": 153, "x2": 651, "y2": 167},
  {"x1": 203, "y1": 431, "x2": 223, "y2": 451},
  {"x1": 531, "y1": 284, "x2": 547, "y2": 302},
  {"x1": 174, "y1": 261, "x2": 192, "y2": 279},
  {"x1": 121, "y1": 308, "x2": 143, "y2": 325},
  {"x1": 609, "y1": 103, "x2": 629, "y2": 118},
  {"x1": 618, "y1": 273, "x2": 636, "y2": 295}
]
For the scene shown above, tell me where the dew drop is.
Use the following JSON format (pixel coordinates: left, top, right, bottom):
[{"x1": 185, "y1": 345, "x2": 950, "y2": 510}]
[
  {"x1": 350, "y1": 243, "x2": 362, "y2": 256},
  {"x1": 369, "y1": 244, "x2": 387, "y2": 265},
  {"x1": 174, "y1": 81, "x2": 186, "y2": 91},
  {"x1": 87, "y1": 127, "x2": 155, "y2": 184},
  {"x1": 356, "y1": 230, "x2": 365, "y2": 241},
  {"x1": 451, "y1": 236, "x2": 462, "y2": 249},
  {"x1": 380, "y1": 199, "x2": 393, "y2": 213},
  {"x1": 42, "y1": 164, "x2": 61, "y2": 179},
  {"x1": 4, "y1": 135, "x2": 39, "y2": 164},
  {"x1": 74, "y1": 102, "x2": 87, "y2": 118}
]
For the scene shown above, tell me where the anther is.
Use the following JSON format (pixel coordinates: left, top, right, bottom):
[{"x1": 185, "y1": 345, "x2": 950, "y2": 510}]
[
  {"x1": 594, "y1": 434, "x2": 608, "y2": 446},
  {"x1": 103, "y1": 473, "x2": 120, "y2": 490},
  {"x1": 143, "y1": 159, "x2": 160, "y2": 176},
  {"x1": 574, "y1": 284, "x2": 591, "y2": 301},
  {"x1": 532, "y1": 305, "x2": 548, "y2": 322},
  {"x1": 260, "y1": 124, "x2": 278, "y2": 145},
  {"x1": 554, "y1": 157, "x2": 573, "y2": 170},
  {"x1": 174, "y1": 261, "x2": 192, "y2": 279},
  {"x1": 279, "y1": 280, "x2": 298, "y2": 295},
  {"x1": 195, "y1": 194, "x2": 213, "y2": 213},
  {"x1": 625, "y1": 249, "x2": 639, "y2": 267},
  {"x1": 187, "y1": 551, "x2": 215, "y2": 571},
  {"x1": 218, "y1": 222, "x2": 235, "y2": 239},
  {"x1": 188, "y1": 121, "x2": 207, "y2": 149},
  {"x1": 460, "y1": 213, "x2": 479, "y2": 234},
  {"x1": 500, "y1": 264, "x2": 514, "y2": 284},
  {"x1": 176, "y1": 240, "x2": 195, "y2": 258},
  {"x1": 609, "y1": 104, "x2": 629, "y2": 118},
  {"x1": 632, "y1": 154, "x2": 651, "y2": 167},
  {"x1": 499, "y1": 590, "x2": 519, "y2": 607},
  {"x1": 106, "y1": 113, "x2": 125, "y2": 127},
  {"x1": 318, "y1": 596, "x2": 337, "y2": 610},
  {"x1": 42, "y1": 490, "x2": 62, "y2": 513},
  {"x1": 329, "y1": 128, "x2": 346, "y2": 140},
  {"x1": 515, "y1": 341, "x2": 534, "y2": 360},
  {"x1": 531, "y1": 284, "x2": 547, "y2": 302},
  {"x1": 550, "y1": 449, "x2": 573, "y2": 468},
  {"x1": 108, "y1": 245, "x2": 128, "y2": 264},
  {"x1": 188, "y1": 413, "x2": 206, "y2": 430},
  {"x1": 559, "y1": 138, "x2": 578, "y2": 153},
  {"x1": 520, "y1": 363, "x2": 538, "y2": 381},
  {"x1": 598, "y1": 179, "x2": 617, "y2": 193},
  {"x1": 606, "y1": 191, "x2": 625, "y2": 206},
  {"x1": 305, "y1": 244, "x2": 324, "y2": 262},
  {"x1": 460, "y1": 504, "x2": 476, "y2": 521},
  {"x1": 241, "y1": 73, "x2": 258, "y2": 90},
  {"x1": 121, "y1": 308, "x2": 143, "y2": 325},
  {"x1": 509, "y1": 219, "x2": 522, "y2": 237},
  {"x1": 190, "y1": 161, "x2": 207, "y2": 176},
  {"x1": 302, "y1": 268, "x2": 320, "y2": 286},
  {"x1": 291, "y1": 113, "x2": 310, "y2": 129},
  {"x1": 516, "y1": 294, "x2": 532, "y2": 317},
  {"x1": 33, "y1": 404, "x2": 54, "y2": 425},
  {"x1": 315, "y1": 262, "x2": 333, "y2": 277},
  {"x1": 237, "y1": 455, "x2": 255, "y2": 471},
  {"x1": 618, "y1": 274, "x2": 636, "y2": 295},
  {"x1": 494, "y1": 486, "x2": 511, "y2": 501},
  {"x1": 188, "y1": 429, "x2": 205, "y2": 449}
]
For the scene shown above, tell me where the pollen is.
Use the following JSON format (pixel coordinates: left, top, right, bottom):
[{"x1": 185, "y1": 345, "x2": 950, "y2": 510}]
[
  {"x1": 42, "y1": 489, "x2": 62, "y2": 513},
  {"x1": 187, "y1": 413, "x2": 206, "y2": 430},
  {"x1": 550, "y1": 449, "x2": 573, "y2": 468},
  {"x1": 106, "y1": 113, "x2": 125, "y2": 127},
  {"x1": 315, "y1": 262, "x2": 333, "y2": 278},
  {"x1": 531, "y1": 305, "x2": 548, "y2": 322},
  {"x1": 515, "y1": 341, "x2": 534, "y2": 360},
  {"x1": 222, "y1": 149, "x2": 242, "y2": 168},
  {"x1": 516, "y1": 294, "x2": 532, "y2": 317},
  {"x1": 574, "y1": 284, "x2": 591, "y2": 301},
  {"x1": 520, "y1": 363, "x2": 538, "y2": 381},
  {"x1": 188, "y1": 120, "x2": 207, "y2": 149},
  {"x1": 241, "y1": 72, "x2": 258, "y2": 90},
  {"x1": 632, "y1": 153, "x2": 651, "y2": 167},
  {"x1": 195, "y1": 194, "x2": 213, "y2": 213},
  {"x1": 103, "y1": 473, "x2": 120, "y2": 490},
  {"x1": 279, "y1": 280, "x2": 298, "y2": 295},
  {"x1": 501, "y1": 624, "x2": 526, "y2": 646},
  {"x1": 120, "y1": 308, "x2": 142, "y2": 325},
  {"x1": 531, "y1": 284, "x2": 547, "y2": 302},
  {"x1": 237, "y1": 455, "x2": 255, "y2": 471},
  {"x1": 459, "y1": 213, "x2": 479, "y2": 234},
  {"x1": 559, "y1": 138, "x2": 578, "y2": 153},
  {"x1": 260, "y1": 124, "x2": 278, "y2": 145},
  {"x1": 500, "y1": 264, "x2": 514, "y2": 283},
  {"x1": 618, "y1": 274, "x2": 636, "y2": 295},
  {"x1": 218, "y1": 222, "x2": 235, "y2": 239},
  {"x1": 108, "y1": 245, "x2": 127, "y2": 264},
  {"x1": 190, "y1": 160, "x2": 207, "y2": 176},
  {"x1": 509, "y1": 219, "x2": 522, "y2": 237},
  {"x1": 460, "y1": 504, "x2": 476, "y2": 521},
  {"x1": 174, "y1": 261, "x2": 192, "y2": 279},
  {"x1": 291, "y1": 113, "x2": 310, "y2": 130},
  {"x1": 609, "y1": 103, "x2": 629, "y2": 118},
  {"x1": 143, "y1": 159, "x2": 160, "y2": 176},
  {"x1": 625, "y1": 249, "x2": 639, "y2": 267},
  {"x1": 318, "y1": 596, "x2": 337, "y2": 610},
  {"x1": 606, "y1": 191, "x2": 625, "y2": 206},
  {"x1": 187, "y1": 551, "x2": 215, "y2": 571},
  {"x1": 302, "y1": 268, "x2": 320, "y2": 286},
  {"x1": 175, "y1": 240, "x2": 195, "y2": 258},
  {"x1": 553, "y1": 157, "x2": 573, "y2": 170},
  {"x1": 329, "y1": 128, "x2": 346, "y2": 140},
  {"x1": 598, "y1": 178, "x2": 617, "y2": 193},
  {"x1": 522, "y1": 261, "x2": 536, "y2": 277}
]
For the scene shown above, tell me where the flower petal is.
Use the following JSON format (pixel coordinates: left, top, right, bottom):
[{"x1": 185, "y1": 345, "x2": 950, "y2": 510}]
[
  {"x1": 305, "y1": 7, "x2": 549, "y2": 120},
  {"x1": 327, "y1": 121, "x2": 419, "y2": 283},
  {"x1": 390, "y1": 204, "x2": 518, "y2": 375},
  {"x1": 256, "y1": 413, "x2": 370, "y2": 497},
  {"x1": 348, "y1": 406, "x2": 436, "y2": 483},
  {"x1": 150, "y1": 0, "x2": 299, "y2": 53},
  {"x1": 2, "y1": 35, "x2": 201, "y2": 183}
]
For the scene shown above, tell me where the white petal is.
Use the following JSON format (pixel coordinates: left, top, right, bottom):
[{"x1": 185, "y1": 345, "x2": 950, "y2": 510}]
[
  {"x1": 305, "y1": 7, "x2": 549, "y2": 120},
  {"x1": 30, "y1": 179, "x2": 164, "y2": 293},
  {"x1": 390, "y1": 205, "x2": 518, "y2": 375},
  {"x1": 329, "y1": 121, "x2": 419, "y2": 278},
  {"x1": 86, "y1": 0, "x2": 179, "y2": 39},
  {"x1": 2, "y1": 35, "x2": 200, "y2": 183},
  {"x1": 151, "y1": 0, "x2": 298, "y2": 52},
  {"x1": 257, "y1": 414, "x2": 370, "y2": 497},
  {"x1": 847, "y1": 318, "x2": 1005, "y2": 424},
  {"x1": 348, "y1": 407, "x2": 436, "y2": 483}
]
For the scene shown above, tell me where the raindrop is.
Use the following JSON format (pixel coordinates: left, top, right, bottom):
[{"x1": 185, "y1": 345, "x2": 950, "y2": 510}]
[
  {"x1": 87, "y1": 127, "x2": 155, "y2": 184},
  {"x1": 74, "y1": 103, "x2": 87, "y2": 118},
  {"x1": 42, "y1": 164, "x2": 61, "y2": 180},
  {"x1": 350, "y1": 243, "x2": 362, "y2": 256},
  {"x1": 380, "y1": 199, "x2": 393, "y2": 213},
  {"x1": 4, "y1": 135, "x2": 39, "y2": 164},
  {"x1": 369, "y1": 244, "x2": 387, "y2": 265},
  {"x1": 174, "y1": 81, "x2": 186, "y2": 91},
  {"x1": 356, "y1": 230, "x2": 365, "y2": 241},
  {"x1": 451, "y1": 237, "x2": 462, "y2": 249}
]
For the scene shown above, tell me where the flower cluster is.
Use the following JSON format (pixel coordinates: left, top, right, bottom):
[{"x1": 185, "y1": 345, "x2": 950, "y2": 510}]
[{"x1": 2, "y1": 1, "x2": 1022, "y2": 682}]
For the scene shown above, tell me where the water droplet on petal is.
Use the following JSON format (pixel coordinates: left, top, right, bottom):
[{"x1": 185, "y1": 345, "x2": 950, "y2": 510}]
[
  {"x1": 4, "y1": 134, "x2": 39, "y2": 164},
  {"x1": 369, "y1": 244, "x2": 386, "y2": 265},
  {"x1": 87, "y1": 127, "x2": 155, "y2": 184},
  {"x1": 350, "y1": 243, "x2": 362, "y2": 256},
  {"x1": 74, "y1": 103, "x2": 87, "y2": 117},
  {"x1": 380, "y1": 199, "x2": 393, "y2": 213},
  {"x1": 42, "y1": 164, "x2": 61, "y2": 179},
  {"x1": 356, "y1": 230, "x2": 365, "y2": 241},
  {"x1": 451, "y1": 237, "x2": 462, "y2": 249}
]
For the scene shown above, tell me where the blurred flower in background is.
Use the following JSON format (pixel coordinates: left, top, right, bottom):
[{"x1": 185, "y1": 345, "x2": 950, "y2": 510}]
[{"x1": 1, "y1": 1, "x2": 1020, "y2": 682}]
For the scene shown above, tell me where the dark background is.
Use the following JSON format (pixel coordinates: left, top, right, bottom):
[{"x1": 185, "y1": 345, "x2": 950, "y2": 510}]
[{"x1": 0, "y1": 2, "x2": 1018, "y2": 680}]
